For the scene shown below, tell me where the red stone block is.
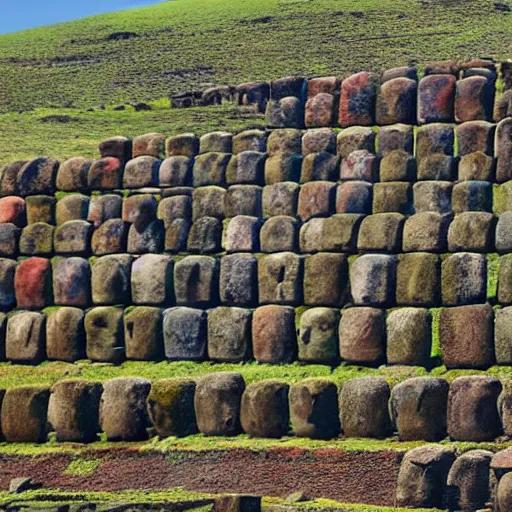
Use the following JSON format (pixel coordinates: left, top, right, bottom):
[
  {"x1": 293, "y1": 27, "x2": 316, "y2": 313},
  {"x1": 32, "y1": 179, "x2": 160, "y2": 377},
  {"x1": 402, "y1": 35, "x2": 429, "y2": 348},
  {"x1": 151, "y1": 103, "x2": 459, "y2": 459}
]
[
  {"x1": 339, "y1": 72, "x2": 379, "y2": 127},
  {"x1": 418, "y1": 74, "x2": 456, "y2": 124},
  {"x1": 88, "y1": 157, "x2": 123, "y2": 190},
  {"x1": 0, "y1": 197, "x2": 25, "y2": 227},
  {"x1": 14, "y1": 257, "x2": 52, "y2": 310},
  {"x1": 455, "y1": 76, "x2": 493, "y2": 123}
]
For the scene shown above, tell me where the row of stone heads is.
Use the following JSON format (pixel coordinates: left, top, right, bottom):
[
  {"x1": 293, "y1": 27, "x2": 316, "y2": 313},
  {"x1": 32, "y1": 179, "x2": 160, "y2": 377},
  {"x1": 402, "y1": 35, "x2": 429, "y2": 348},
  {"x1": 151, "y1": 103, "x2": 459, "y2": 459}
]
[
  {"x1": 2, "y1": 374, "x2": 511, "y2": 447},
  {"x1": 3, "y1": 298, "x2": 512, "y2": 370},
  {"x1": 173, "y1": 59, "x2": 512, "y2": 129},
  {"x1": 6, "y1": 118, "x2": 512, "y2": 204}
]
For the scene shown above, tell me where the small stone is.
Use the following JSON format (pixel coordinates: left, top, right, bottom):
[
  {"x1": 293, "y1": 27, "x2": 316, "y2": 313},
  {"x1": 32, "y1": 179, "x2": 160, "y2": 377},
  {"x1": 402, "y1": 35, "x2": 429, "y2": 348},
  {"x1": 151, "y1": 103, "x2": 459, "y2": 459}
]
[
  {"x1": 91, "y1": 218, "x2": 127, "y2": 255},
  {"x1": 260, "y1": 216, "x2": 299, "y2": 253},
  {"x1": 147, "y1": 378, "x2": 197, "y2": 437},
  {"x1": 174, "y1": 255, "x2": 218, "y2": 307},
  {"x1": 350, "y1": 254, "x2": 396, "y2": 306},
  {"x1": 85, "y1": 307, "x2": 125, "y2": 363},
  {"x1": 339, "y1": 377, "x2": 392, "y2": 438},
  {"x1": 386, "y1": 308, "x2": 432, "y2": 366},
  {"x1": 6, "y1": 312, "x2": 46, "y2": 363},
  {"x1": 17, "y1": 157, "x2": 59, "y2": 196},
  {"x1": 87, "y1": 194, "x2": 122, "y2": 227},
  {"x1": 442, "y1": 252, "x2": 486, "y2": 306},
  {"x1": 163, "y1": 307, "x2": 207, "y2": 360},
  {"x1": 15, "y1": 257, "x2": 52, "y2": 309},
  {"x1": 164, "y1": 218, "x2": 190, "y2": 253},
  {"x1": 252, "y1": 305, "x2": 296, "y2": 363},
  {"x1": 224, "y1": 216, "x2": 260, "y2": 253},
  {"x1": 124, "y1": 306, "x2": 164, "y2": 361},
  {"x1": 447, "y1": 212, "x2": 495, "y2": 252},
  {"x1": 54, "y1": 220, "x2": 92, "y2": 255},
  {"x1": 53, "y1": 257, "x2": 91, "y2": 307},
  {"x1": 133, "y1": 133, "x2": 166, "y2": 158},
  {"x1": 123, "y1": 156, "x2": 160, "y2": 188},
  {"x1": 194, "y1": 372, "x2": 245, "y2": 436},
  {"x1": 46, "y1": 307, "x2": 86, "y2": 362},
  {"x1": 336, "y1": 126, "x2": 375, "y2": 158},
  {"x1": 339, "y1": 307, "x2": 385, "y2": 365},
  {"x1": 335, "y1": 181, "x2": 372, "y2": 214},
  {"x1": 220, "y1": 253, "x2": 257, "y2": 306},
  {"x1": 339, "y1": 150, "x2": 378, "y2": 182},
  {"x1": 338, "y1": 72, "x2": 379, "y2": 127},
  {"x1": 159, "y1": 156, "x2": 194, "y2": 187},
  {"x1": 396, "y1": 253, "x2": 440, "y2": 306},
  {"x1": 448, "y1": 376, "x2": 502, "y2": 441},
  {"x1": 19, "y1": 222, "x2": 54, "y2": 255},
  {"x1": 226, "y1": 152, "x2": 266, "y2": 185},
  {"x1": 225, "y1": 185, "x2": 262, "y2": 218},
  {"x1": 267, "y1": 129, "x2": 302, "y2": 155},
  {"x1": 413, "y1": 181, "x2": 453, "y2": 214},
  {"x1": 258, "y1": 252, "x2": 303, "y2": 306},
  {"x1": 99, "y1": 377, "x2": 151, "y2": 441},
  {"x1": 241, "y1": 380, "x2": 290, "y2": 438},
  {"x1": 262, "y1": 182, "x2": 299, "y2": 217},
  {"x1": 1, "y1": 386, "x2": 50, "y2": 443},
  {"x1": 0, "y1": 196, "x2": 25, "y2": 226},
  {"x1": 417, "y1": 74, "x2": 456, "y2": 123},
  {"x1": 289, "y1": 378, "x2": 340, "y2": 439},
  {"x1": 376, "y1": 77, "x2": 417, "y2": 125},
  {"x1": 91, "y1": 254, "x2": 132, "y2": 305},
  {"x1": 48, "y1": 379, "x2": 102, "y2": 443},
  {"x1": 193, "y1": 152, "x2": 231, "y2": 187},
  {"x1": 403, "y1": 212, "x2": 449, "y2": 252},
  {"x1": 56, "y1": 194, "x2": 90, "y2": 225},
  {"x1": 192, "y1": 186, "x2": 226, "y2": 221},
  {"x1": 297, "y1": 181, "x2": 336, "y2": 221},
  {"x1": 298, "y1": 308, "x2": 340, "y2": 364},
  {"x1": 166, "y1": 133, "x2": 199, "y2": 157},
  {"x1": 87, "y1": 157, "x2": 123, "y2": 190},
  {"x1": 390, "y1": 377, "x2": 449, "y2": 441},
  {"x1": 25, "y1": 195, "x2": 56, "y2": 225}
]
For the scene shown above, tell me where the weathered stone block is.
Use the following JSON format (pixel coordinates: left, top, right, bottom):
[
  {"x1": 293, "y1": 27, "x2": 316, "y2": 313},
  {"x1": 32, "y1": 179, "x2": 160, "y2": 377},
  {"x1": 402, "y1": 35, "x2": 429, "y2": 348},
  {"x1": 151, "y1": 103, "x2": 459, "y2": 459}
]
[
  {"x1": 357, "y1": 213, "x2": 404, "y2": 252},
  {"x1": 233, "y1": 130, "x2": 267, "y2": 154},
  {"x1": 163, "y1": 307, "x2": 207, "y2": 361},
  {"x1": 416, "y1": 123, "x2": 454, "y2": 161},
  {"x1": 301, "y1": 153, "x2": 339, "y2": 183},
  {"x1": 17, "y1": 157, "x2": 59, "y2": 196},
  {"x1": 403, "y1": 212, "x2": 449, "y2": 252},
  {"x1": 157, "y1": 196, "x2": 192, "y2": 226},
  {"x1": 305, "y1": 92, "x2": 336, "y2": 128},
  {"x1": 298, "y1": 308, "x2": 340, "y2": 364},
  {"x1": 25, "y1": 195, "x2": 56, "y2": 225},
  {"x1": 496, "y1": 118, "x2": 512, "y2": 183},
  {"x1": 376, "y1": 77, "x2": 417, "y2": 125},
  {"x1": 339, "y1": 377, "x2": 392, "y2": 438},
  {"x1": 195, "y1": 372, "x2": 245, "y2": 436},
  {"x1": 440, "y1": 304, "x2": 494, "y2": 369},
  {"x1": 458, "y1": 151, "x2": 494, "y2": 181},
  {"x1": 147, "y1": 378, "x2": 197, "y2": 437},
  {"x1": 303, "y1": 253, "x2": 348, "y2": 307},
  {"x1": 335, "y1": 181, "x2": 372, "y2": 214},
  {"x1": 91, "y1": 254, "x2": 132, "y2": 305},
  {"x1": 186, "y1": 217, "x2": 222, "y2": 254},
  {"x1": 264, "y1": 154, "x2": 302, "y2": 184},
  {"x1": 396, "y1": 445, "x2": 456, "y2": 508},
  {"x1": 289, "y1": 378, "x2": 340, "y2": 439},
  {"x1": 200, "y1": 131, "x2": 233, "y2": 154},
  {"x1": 418, "y1": 154, "x2": 456, "y2": 181},
  {"x1": 378, "y1": 124, "x2": 414, "y2": 155},
  {"x1": 260, "y1": 216, "x2": 299, "y2": 253},
  {"x1": 268, "y1": 129, "x2": 302, "y2": 156},
  {"x1": 123, "y1": 156, "x2": 160, "y2": 188},
  {"x1": 0, "y1": 224, "x2": 20, "y2": 257},
  {"x1": 53, "y1": 257, "x2": 91, "y2": 307},
  {"x1": 99, "y1": 136, "x2": 132, "y2": 165},
  {"x1": 19, "y1": 222, "x2": 54, "y2": 255},
  {"x1": 15, "y1": 257, "x2": 52, "y2": 310},
  {"x1": 0, "y1": 161, "x2": 25, "y2": 196},
  {"x1": 258, "y1": 252, "x2": 303, "y2": 306},
  {"x1": 226, "y1": 152, "x2": 266, "y2": 185},
  {"x1": 54, "y1": 220, "x2": 92, "y2": 255},
  {"x1": 336, "y1": 126, "x2": 375, "y2": 158},
  {"x1": 452, "y1": 181, "x2": 492, "y2": 213},
  {"x1": 0, "y1": 196, "x2": 25, "y2": 226},
  {"x1": 390, "y1": 377, "x2": 448, "y2": 441},
  {"x1": 382, "y1": 66, "x2": 417, "y2": 82},
  {"x1": 133, "y1": 133, "x2": 166, "y2": 158},
  {"x1": 266, "y1": 97, "x2": 305, "y2": 129},
  {"x1": 350, "y1": 254, "x2": 395, "y2": 306},
  {"x1": 447, "y1": 212, "x2": 495, "y2": 252},
  {"x1": 448, "y1": 376, "x2": 502, "y2": 441},
  {"x1": 56, "y1": 157, "x2": 91, "y2": 193},
  {"x1": 56, "y1": 195, "x2": 89, "y2": 225},
  {"x1": 124, "y1": 306, "x2": 163, "y2": 361},
  {"x1": 220, "y1": 253, "x2": 257, "y2": 306},
  {"x1": 48, "y1": 380, "x2": 102, "y2": 443},
  {"x1": 302, "y1": 127, "x2": 336, "y2": 156},
  {"x1": 339, "y1": 307, "x2": 385, "y2": 365},
  {"x1": 225, "y1": 185, "x2": 261, "y2": 218},
  {"x1": 396, "y1": 253, "x2": 440, "y2": 306},
  {"x1": 193, "y1": 153, "x2": 230, "y2": 187},
  {"x1": 339, "y1": 72, "x2": 379, "y2": 127},
  {"x1": 413, "y1": 181, "x2": 453, "y2": 214},
  {"x1": 159, "y1": 156, "x2": 193, "y2": 187},
  {"x1": 241, "y1": 380, "x2": 290, "y2": 438},
  {"x1": 164, "y1": 218, "x2": 190, "y2": 253},
  {"x1": 339, "y1": 150, "x2": 378, "y2": 182},
  {"x1": 85, "y1": 307, "x2": 125, "y2": 363},
  {"x1": 455, "y1": 76, "x2": 493, "y2": 122},
  {"x1": 297, "y1": 181, "x2": 336, "y2": 221},
  {"x1": 379, "y1": 151, "x2": 416, "y2": 182},
  {"x1": 122, "y1": 194, "x2": 157, "y2": 229},
  {"x1": 496, "y1": 306, "x2": 512, "y2": 364},
  {"x1": 166, "y1": 133, "x2": 199, "y2": 157},
  {"x1": 6, "y1": 312, "x2": 46, "y2": 364},
  {"x1": 495, "y1": 211, "x2": 512, "y2": 253},
  {"x1": 224, "y1": 216, "x2": 260, "y2": 253},
  {"x1": 1, "y1": 386, "x2": 50, "y2": 443},
  {"x1": 87, "y1": 194, "x2": 122, "y2": 227},
  {"x1": 99, "y1": 377, "x2": 151, "y2": 441},
  {"x1": 127, "y1": 219, "x2": 164, "y2": 254},
  {"x1": 456, "y1": 120, "x2": 495, "y2": 156},
  {"x1": 88, "y1": 158, "x2": 123, "y2": 190},
  {"x1": 0, "y1": 258, "x2": 16, "y2": 310},
  {"x1": 174, "y1": 255, "x2": 218, "y2": 306},
  {"x1": 417, "y1": 74, "x2": 456, "y2": 123},
  {"x1": 131, "y1": 254, "x2": 173, "y2": 306},
  {"x1": 252, "y1": 305, "x2": 296, "y2": 363},
  {"x1": 372, "y1": 182, "x2": 412, "y2": 214},
  {"x1": 46, "y1": 307, "x2": 85, "y2": 362},
  {"x1": 262, "y1": 182, "x2": 299, "y2": 217},
  {"x1": 208, "y1": 307, "x2": 251, "y2": 362},
  {"x1": 442, "y1": 252, "x2": 486, "y2": 306},
  {"x1": 192, "y1": 186, "x2": 226, "y2": 221},
  {"x1": 387, "y1": 308, "x2": 432, "y2": 366},
  {"x1": 91, "y1": 218, "x2": 127, "y2": 255},
  {"x1": 300, "y1": 214, "x2": 363, "y2": 253}
]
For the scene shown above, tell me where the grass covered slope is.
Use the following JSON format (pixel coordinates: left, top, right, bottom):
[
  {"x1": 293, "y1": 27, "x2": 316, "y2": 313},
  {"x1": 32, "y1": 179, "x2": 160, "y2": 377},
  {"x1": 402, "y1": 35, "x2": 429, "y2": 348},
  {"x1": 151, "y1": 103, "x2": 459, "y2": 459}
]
[{"x1": 1, "y1": 0, "x2": 512, "y2": 112}]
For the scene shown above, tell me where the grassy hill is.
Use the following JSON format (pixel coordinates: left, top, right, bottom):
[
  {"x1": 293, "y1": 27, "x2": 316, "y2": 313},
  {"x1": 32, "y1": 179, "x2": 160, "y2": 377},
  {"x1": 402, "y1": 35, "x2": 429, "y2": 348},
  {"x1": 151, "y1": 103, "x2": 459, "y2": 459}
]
[{"x1": 1, "y1": 0, "x2": 512, "y2": 113}]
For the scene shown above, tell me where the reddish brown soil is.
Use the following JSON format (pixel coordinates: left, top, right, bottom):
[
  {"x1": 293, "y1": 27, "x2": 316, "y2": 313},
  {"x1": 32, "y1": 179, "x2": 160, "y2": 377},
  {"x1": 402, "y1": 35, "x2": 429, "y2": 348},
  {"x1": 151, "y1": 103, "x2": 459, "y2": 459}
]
[{"x1": 0, "y1": 448, "x2": 403, "y2": 506}]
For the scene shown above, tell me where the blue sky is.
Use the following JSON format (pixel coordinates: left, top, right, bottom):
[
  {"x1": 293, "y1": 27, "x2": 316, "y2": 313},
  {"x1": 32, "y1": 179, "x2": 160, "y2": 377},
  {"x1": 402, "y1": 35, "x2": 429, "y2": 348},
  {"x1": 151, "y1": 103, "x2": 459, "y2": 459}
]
[{"x1": 0, "y1": 0, "x2": 163, "y2": 34}]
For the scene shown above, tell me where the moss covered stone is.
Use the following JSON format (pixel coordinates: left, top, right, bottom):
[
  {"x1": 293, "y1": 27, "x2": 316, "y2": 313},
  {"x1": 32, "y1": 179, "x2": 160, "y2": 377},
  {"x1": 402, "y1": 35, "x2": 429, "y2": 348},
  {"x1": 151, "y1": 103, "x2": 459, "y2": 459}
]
[
  {"x1": 447, "y1": 212, "x2": 495, "y2": 252},
  {"x1": 260, "y1": 216, "x2": 299, "y2": 253},
  {"x1": 54, "y1": 220, "x2": 92, "y2": 255},
  {"x1": 25, "y1": 195, "x2": 56, "y2": 225},
  {"x1": 133, "y1": 132, "x2": 166, "y2": 159},
  {"x1": 85, "y1": 306, "x2": 125, "y2": 364},
  {"x1": 402, "y1": 212, "x2": 449, "y2": 252},
  {"x1": 124, "y1": 306, "x2": 163, "y2": 361},
  {"x1": 357, "y1": 213, "x2": 404, "y2": 252},
  {"x1": 19, "y1": 222, "x2": 54, "y2": 256},
  {"x1": 396, "y1": 253, "x2": 440, "y2": 306},
  {"x1": 193, "y1": 153, "x2": 230, "y2": 187},
  {"x1": 87, "y1": 194, "x2": 123, "y2": 228},
  {"x1": 166, "y1": 133, "x2": 199, "y2": 158},
  {"x1": 336, "y1": 126, "x2": 375, "y2": 158},
  {"x1": 56, "y1": 194, "x2": 90, "y2": 225},
  {"x1": 46, "y1": 307, "x2": 86, "y2": 362},
  {"x1": 298, "y1": 308, "x2": 340, "y2": 365},
  {"x1": 379, "y1": 150, "x2": 416, "y2": 182},
  {"x1": 262, "y1": 182, "x2": 299, "y2": 218}
]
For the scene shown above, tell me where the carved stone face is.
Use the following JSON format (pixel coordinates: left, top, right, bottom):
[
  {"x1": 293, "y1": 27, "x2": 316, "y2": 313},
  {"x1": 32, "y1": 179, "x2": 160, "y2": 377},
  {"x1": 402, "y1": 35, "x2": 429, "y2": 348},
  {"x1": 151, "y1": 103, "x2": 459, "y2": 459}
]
[{"x1": 298, "y1": 307, "x2": 340, "y2": 364}]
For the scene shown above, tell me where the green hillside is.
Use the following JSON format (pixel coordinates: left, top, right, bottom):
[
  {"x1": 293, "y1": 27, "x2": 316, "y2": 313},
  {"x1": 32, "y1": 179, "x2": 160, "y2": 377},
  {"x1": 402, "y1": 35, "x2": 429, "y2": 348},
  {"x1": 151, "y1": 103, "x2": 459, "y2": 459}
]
[{"x1": 1, "y1": 0, "x2": 512, "y2": 113}]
